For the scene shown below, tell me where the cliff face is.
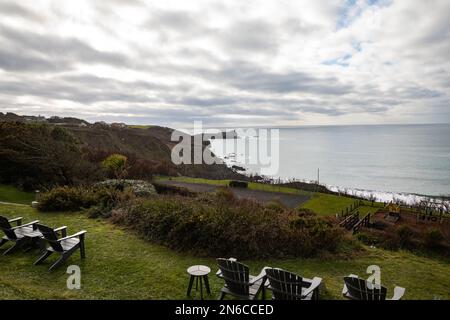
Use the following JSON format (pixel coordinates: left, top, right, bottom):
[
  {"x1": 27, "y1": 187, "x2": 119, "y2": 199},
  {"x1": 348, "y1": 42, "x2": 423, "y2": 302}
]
[
  {"x1": 0, "y1": 113, "x2": 244, "y2": 180},
  {"x1": 68, "y1": 125, "x2": 244, "y2": 180}
]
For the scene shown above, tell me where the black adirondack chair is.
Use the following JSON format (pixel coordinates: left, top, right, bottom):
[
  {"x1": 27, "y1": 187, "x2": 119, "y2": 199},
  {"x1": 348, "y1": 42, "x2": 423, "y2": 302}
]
[
  {"x1": 216, "y1": 258, "x2": 267, "y2": 300},
  {"x1": 0, "y1": 216, "x2": 41, "y2": 255},
  {"x1": 342, "y1": 274, "x2": 405, "y2": 300},
  {"x1": 265, "y1": 268, "x2": 322, "y2": 300},
  {"x1": 34, "y1": 224, "x2": 87, "y2": 270}
]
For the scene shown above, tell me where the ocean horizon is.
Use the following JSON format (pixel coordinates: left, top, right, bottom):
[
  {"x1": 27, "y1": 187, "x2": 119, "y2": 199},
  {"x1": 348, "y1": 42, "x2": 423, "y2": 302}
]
[{"x1": 210, "y1": 123, "x2": 450, "y2": 203}]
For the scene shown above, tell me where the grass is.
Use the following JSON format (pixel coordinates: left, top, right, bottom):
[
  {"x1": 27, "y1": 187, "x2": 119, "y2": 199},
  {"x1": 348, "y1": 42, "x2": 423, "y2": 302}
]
[
  {"x1": 158, "y1": 176, "x2": 310, "y2": 195},
  {"x1": 0, "y1": 184, "x2": 35, "y2": 205},
  {"x1": 127, "y1": 125, "x2": 154, "y2": 129},
  {"x1": 301, "y1": 193, "x2": 360, "y2": 216},
  {"x1": 0, "y1": 200, "x2": 449, "y2": 300},
  {"x1": 157, "y1": 176, "x2": 370, "y2": 216}
]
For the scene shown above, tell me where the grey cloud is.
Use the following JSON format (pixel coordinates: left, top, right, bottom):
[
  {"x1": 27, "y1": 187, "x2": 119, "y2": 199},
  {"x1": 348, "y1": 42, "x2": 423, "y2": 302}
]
[
  {"x1": 146, "y1": 9, "x2": 200, "y2": 33},
  {"x1": 0, "y1": 2, "x2": 42, "y2": 22},
  {"x1": 1, "y1": 1, "x2": 448, "y2": 126},
  {"x1": 283, "y1": 18, "x2": 323, "y2": 35},
  {"x1": 0, "y1": 25, "x2": 130, "y2": 70},
  {"x1": 396, "y1": 87, "x2": 443, "y2": 100},
  {"x1": 219, "y1": 19, "x2": 279, "y2": 54},
  {"x1": 204, "y1": 61, "x2": 353, "y2": 95},
  {"x1": 0, "y1": 76, "x2": 159, "y2": 104},
  {"x1": 171, "y1": 96, "x2": 239, "y2": 107},
  {"x1": 144, "y1": 8, "x2": 210, "y2": 45},
  {"x1": 0, "y1": 48, "x2": 64, "y2": 72},
  {"x1": 88, "y1": 104, "x2": 299, "y2": 126}
]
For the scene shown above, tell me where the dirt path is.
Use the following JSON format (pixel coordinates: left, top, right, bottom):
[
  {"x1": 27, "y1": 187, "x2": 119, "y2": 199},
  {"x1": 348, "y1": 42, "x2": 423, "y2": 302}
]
[{"x1": 157, "y1": 180, "x2": 310, "y2": 208}]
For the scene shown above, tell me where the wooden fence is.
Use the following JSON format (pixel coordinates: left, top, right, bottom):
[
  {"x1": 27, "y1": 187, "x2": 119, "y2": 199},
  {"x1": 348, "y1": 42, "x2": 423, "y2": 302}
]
[
  {"x1": 353, "y1": 213, "x2": 371, "y2": 234},
  {"x1": 339, "y1": 212, "x2": 360, "y2": 230}
]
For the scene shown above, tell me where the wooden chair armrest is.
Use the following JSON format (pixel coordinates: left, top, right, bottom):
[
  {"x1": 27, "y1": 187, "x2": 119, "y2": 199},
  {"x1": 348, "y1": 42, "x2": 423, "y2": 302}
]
[
  {"x1": 58, "y1": 230, "x2": 87, "y2": 242},
  {"x1": 389, "y1": 286, "x2": 405, "y2": 300},
  {"x1": 12, "y1": 220, "x2": 39, "y2": 230},
  {"x1": 54, "y1": 226, "x2": 68, "y2": 237},
  {"x1": 249, "y1": 267, "x2": 268, "y2": 285},
  {"x1": 342, "y1": 274, "x2": 359, "y2": 296},
  {"x1": 8, "y1": 217, "x2": 23, "y2": 225},
  {"x1": 302, "y1": 277, "x2": 322, "y2": 298}
]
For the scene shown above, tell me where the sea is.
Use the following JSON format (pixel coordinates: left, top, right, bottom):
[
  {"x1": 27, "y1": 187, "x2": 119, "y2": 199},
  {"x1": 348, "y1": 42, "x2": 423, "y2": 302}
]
[{"x1": 208, "y1": 124, "x2": 450, "y2": 204}]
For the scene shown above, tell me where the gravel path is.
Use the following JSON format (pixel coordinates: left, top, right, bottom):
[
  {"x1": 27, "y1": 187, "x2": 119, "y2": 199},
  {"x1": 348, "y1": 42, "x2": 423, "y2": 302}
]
[{"x1": 157, "y1": 180, "x2": 311, "y2": 208}]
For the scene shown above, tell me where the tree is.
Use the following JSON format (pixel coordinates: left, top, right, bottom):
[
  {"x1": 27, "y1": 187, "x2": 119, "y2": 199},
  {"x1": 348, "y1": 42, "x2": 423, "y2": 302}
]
[
  {"x1": 0, "y1": 122, "x2": 101, "y2": 189},
  {"x1": 102, "y1": 154, "x2": 128, "y2": 179}
]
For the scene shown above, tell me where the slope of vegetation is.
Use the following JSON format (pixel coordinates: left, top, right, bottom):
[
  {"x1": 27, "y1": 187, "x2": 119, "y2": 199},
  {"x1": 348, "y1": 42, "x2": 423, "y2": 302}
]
[
  {"x1": 0, "y1": 201, "x2": 449, "y2": 300},
  {"x1": 0, "y1": 119, "x2": 244, "y2": 191},
  {"x1": 158, "y1": 176, "x2": 366, "y2": 216},
  {"x1": 160, "y1": 176, "x2": 312, "y2": 196}
]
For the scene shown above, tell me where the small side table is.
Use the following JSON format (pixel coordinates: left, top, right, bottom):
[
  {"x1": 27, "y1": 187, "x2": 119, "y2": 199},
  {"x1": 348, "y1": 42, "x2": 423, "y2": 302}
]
[{"x1": 187, "y1": 265, "x2": 211, "y2": 300}]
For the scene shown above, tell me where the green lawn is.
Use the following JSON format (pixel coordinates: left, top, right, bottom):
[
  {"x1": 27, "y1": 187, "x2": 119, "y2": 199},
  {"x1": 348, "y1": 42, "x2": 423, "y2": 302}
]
[
  {"x1": 0, "y1": 184, "x2": 34, "y2": 205},
  {"x1": 159, "y1": 176, "x2": 311, "y2": 196},
  {"x1": 301, "y1": 193, "x2": 359, "y2": 216},
  {"x1": 157, "y1": 176, "x2": 379, "y2": 217},
  {"x1": 0, "y1": 201, "x2": 449, "y2": 300}
]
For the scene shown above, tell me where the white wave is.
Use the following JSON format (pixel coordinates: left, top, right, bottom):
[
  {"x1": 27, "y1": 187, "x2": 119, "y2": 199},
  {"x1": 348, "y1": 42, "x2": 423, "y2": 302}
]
[{"x1": 210, "y1": 141, "x2": 449, "y2": 207}]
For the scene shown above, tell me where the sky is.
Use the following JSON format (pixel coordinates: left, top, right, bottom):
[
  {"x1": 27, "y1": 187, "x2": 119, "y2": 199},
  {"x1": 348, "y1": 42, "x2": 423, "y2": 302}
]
[{"x1": 0, "y1": 0, "x2": 449, "y2": 127}]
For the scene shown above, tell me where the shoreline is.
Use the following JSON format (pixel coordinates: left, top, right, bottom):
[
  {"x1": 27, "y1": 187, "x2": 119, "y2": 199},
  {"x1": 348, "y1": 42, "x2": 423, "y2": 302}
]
[{"x1": 214, "y1": 154, "x2": 449, "y2": 206}]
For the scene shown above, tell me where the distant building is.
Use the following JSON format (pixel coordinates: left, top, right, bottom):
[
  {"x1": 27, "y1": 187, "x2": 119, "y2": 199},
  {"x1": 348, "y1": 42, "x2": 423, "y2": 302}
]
[{"x1": 111, "y1": 122, "x2": 127, "y2": 129}]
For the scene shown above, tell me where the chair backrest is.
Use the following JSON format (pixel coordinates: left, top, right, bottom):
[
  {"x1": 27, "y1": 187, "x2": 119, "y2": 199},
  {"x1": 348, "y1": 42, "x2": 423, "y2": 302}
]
[
  {"x1": 0, "y1": 216, "x2": 17, "y2": 240},
  {"x1": 266, "y1": 268, "x2": 305, "y2": 300},
  {"x1": 217, "y1": 258, "x2": 250, "y2": 296},
  {"x1": 344, "y1": 277, "x2": 387, "y2": 300},
  {"x1": 37, "y1": 224, "x2": 64, "y2": 252}
]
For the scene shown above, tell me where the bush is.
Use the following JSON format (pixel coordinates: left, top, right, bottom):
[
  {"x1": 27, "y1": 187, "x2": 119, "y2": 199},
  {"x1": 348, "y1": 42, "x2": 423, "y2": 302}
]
[
  {"x1": 110, "y1": 193, "x2": 346, "y2": 258},
  {"x1": 371, "y1": 220, "x2": 388, "y2": 230},
  {"x1": 265, "y1": 199, "x2": 286, "y2": 212},
  {"x1": 229, "y1": 180, "x2": 248, "y2": 188},
  {"x1": 102, "y1": 154, "x2": 128, "y2": 179},
  {"x1": 37, "y1": 186, "x2": 97, "y2": 212},
  {"x1": 215, "y1": 187, "x2": 235, "y2": 202},
  {"x1": 396, "y1": 225, "x2": 416, "y2": 248},
  {"x1": 424, "y1": 228, "x2": 444, "y2": 248},
  {"x1": 95, "y1": 179, "x2": 157, "y2": 197},
  {"x1": 0, "y1": 122, "x2": 103, "y2": 189},
  {"x1": 357, "y1": 232, "x2": 380, "y2": 246},
  {"x1": 153, "y1": 183, "x2": 197, "y2": 197},
  {"x1": 37, "y1": 185, "x2": 135, "y2": 212}
]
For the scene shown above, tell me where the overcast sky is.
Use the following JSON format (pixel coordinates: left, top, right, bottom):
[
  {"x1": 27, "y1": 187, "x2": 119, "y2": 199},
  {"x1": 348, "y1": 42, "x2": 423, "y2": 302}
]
[{"x1": 0, "y1": 0, "x2": 449, "y2": 127}]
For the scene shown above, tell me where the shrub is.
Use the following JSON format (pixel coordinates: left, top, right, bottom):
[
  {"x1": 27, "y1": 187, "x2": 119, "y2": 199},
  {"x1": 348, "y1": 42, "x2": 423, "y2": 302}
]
[
  {"x1": 357, "y1": 232, "x2": 380, "y2": 246},
  {"x1": 95, "y1": 179, "x2": 157, "y2": 197},
  {"x1": 153, "y1": 183, "x2": 197, "y2": 197},
  {"x1": 265, "y1": 199, "x2": 286, "y2": 212},
  {"x1": 0, "y1": 122, "x2": 103, "y2": 189},
  {"x1": 424, "y1": 228, "x2": 444, "y2": 248},
  {"x1": 37, "y1": 186, "x2": 97, "y2": 212},
  {"x1": 371, "y1": 220, "x2": 388, "y2": 230},
  {"x1": 110, "y1": 193, "x2": 346, "y2": 258},
  {"x1": 37, "y1": 185, "x2": 135, "y2": 213},
  {"x1": 102, "y1": 154, "x2": 128, "y2": 179},
  {"x1": 215, "y1": 187, "x2": 235, "y2": 202},
  {"x1": 229, "y1": 180, "x2": 248, "y2": 188},
  {"x1": 396, "y1": 225, "x2": 416, "y2": 248}
]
